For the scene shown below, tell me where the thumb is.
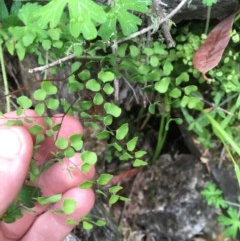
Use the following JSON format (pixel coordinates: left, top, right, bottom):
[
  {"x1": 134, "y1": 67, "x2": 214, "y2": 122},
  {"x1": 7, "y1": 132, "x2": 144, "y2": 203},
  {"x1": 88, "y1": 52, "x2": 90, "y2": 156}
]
[{"x1": 0, "y1": 126, "x2": 33, "y2": 216}]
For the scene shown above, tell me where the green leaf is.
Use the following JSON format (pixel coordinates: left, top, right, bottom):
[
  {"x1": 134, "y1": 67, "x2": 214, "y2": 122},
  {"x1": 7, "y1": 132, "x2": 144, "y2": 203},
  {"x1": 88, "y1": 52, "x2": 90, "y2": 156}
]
[
  {"x1": 66, "y1": 218, "x2": 78, "y2": 225},
  {"x1": 70, "y1": 134, "x2": 83, "y2": 151},
  {"x1": 42, "y1": 39, "x2": 52, "y2": 50},
  {"x1": 62, "y1": 198, "x2": 77, "y2": 215},
  {"x1": 86, "y1": 79, "x2": 101, "y2": 92},
  {"x1": 1, "y1": 203, "x2": 22, "y2": 223},
  {"x1": 6, "y1": 40, "x2": 14, "y2": 55},
  {"x1": 202, "y1": 0, "x2": 218, "y2": 7},
  {"x1": 64, "y1": 146, "x2": 76, "y2": 158},
  {"x1": 18, "y1": 3, "x2": 41, "y2": 25},
  {"x1": 118, "y1": 43, "x2": 128, "y2": 57},
  {"x1": 97, "y1": 173, "x2": 113, "y2": 185},
  {"x1": 201, "y1": 182, "x2": 227, "y2": 209},
  {"x1": 148, "y1": 104, "x2": 156, "y2": 114},
  {"x1": 98, "y1": 71, "x2": 115, "y2": 82},
  {"x1": 48, "y1": 28, "x2": 61, "y2": 40},
  {"x1": 81, "y1": 151, "x2": 97, "y2": 164},
  {"x1": 150, "y1": 55, "x2": 160, "y2": 67},
  {"x1": 37, "y1": 194, "x2": 62, "y2": 205},
  {"x1": 163, "y1": 61, "x2": 173, "y2": 76},
  {"x1": 98, "y1": 0, "x2": 151, "y2": 40},
  {"x1": 44, "y1": 117, "x2": 53, "y2": 127},
  {"x1": 184, "y1": 85, "x2": 198, "y2": 95},
  {"x1": 93, "y1": 93, "x2": 104, "y2": 105},
  {"x1": 55, "y1": 137, "x2": 69, "y2": 149},
  {"x1": 45, "y1": 98, "x2": 60, "y2": 110},
  {"x1": 119, "y1": 152, "x2": 133, "y2": 161},
  {"x1": 80, "y1": 163, "x2": 91, "y2": 172},
  {"x1": 129, "y1": 45, "x2": 140, "y2": 57},
  {"x1": 103, "y1": 83, "x2": 114, "y2": 95},
  {"x1": 176, "y1": 72, "x2": 189, "y2": 85},
  {"x1": 19, "y1": 185, "x2": 41, "y2": 208},
  {"x1": 133, "y1": 159, "x2": 148, "y2": 167},
  {"x1": 109, "y1": 194, "x2": 119, "y2": 205},
  {"x1": 33, "y1": 89, "x2": 47, "y2": 101},
  {"x1": 218, "y1": 208, "x2": 240, "y2": 238},
  {"x1": 169, "y1": 88, "x2": 182, "y2": 98},
  {"x1": 78, "y1": 69, "x2": 91, "y2": 80},
  {"x1": 127, "y1": 137, "x2": 138, "y2": 151},
  {"x1": 109, "y1": 142, "x2": 122, "y2": 152},
  {"x1": 118, "y1": 11, "x2": 142, "y2": 36},
  {"x1": 73, "y1": 45, "x2": 83, "y2": 57},
  {"x1": 104, "y1": 115, "x2": 113, "y2": 125},
  {"x1": 96, "y1": 130, "x2": 111, "y2": 139},
  {"x1": 35, "y1": 103, "x2": 45, "y2": 116},
  {"x1": 154, "y1": 77, "x2": 171, "y2": 93},
  {"x1": 33, "y1": 0, "x2": 68, "y2": 28},
  {"x1": 135, "y1": 150, "x2": 147, "y2": 158},
  {"x1": 17, "y1": 96, "x2": 32, "y2": 109},
  {"x1": 22, "y1": 32, "x2": 36, "y2": 47},
  {"x1": 79, "y1": 181, "x2": 93, "y2": 189},
  {"x1": 29, "y1": 124, "x2": 44, "y2": 135},
  {"x1": 83, "y1": 221, "x2": 93, "y2": 230},
  {"x1": 95, "y1": 219, "x2": 107, "y2": 226},
  {"x1": 116, "y1": 123, "x2": 129, "y2": 140},
  {"x1": 109, "y1": 185, "x2": 123, "y2": 194},
  {"x1": 41, "y1": 81, "x2": 57, "y2": 95},
  {"x1": 68, "y1": 0, "x2": 106, "y2": 39},
  {"x1": 0, "y1": 0, "x2": 9, "y2": 21},
  {"x1": 104, "y1": 102, "x2": 121, "y2": 117}
]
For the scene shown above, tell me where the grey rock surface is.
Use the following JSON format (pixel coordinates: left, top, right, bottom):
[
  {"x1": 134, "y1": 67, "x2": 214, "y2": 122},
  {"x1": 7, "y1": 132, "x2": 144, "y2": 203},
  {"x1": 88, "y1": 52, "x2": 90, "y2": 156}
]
[{"x1": 163, "y1": 0, "x2": 238, "y2": 22}]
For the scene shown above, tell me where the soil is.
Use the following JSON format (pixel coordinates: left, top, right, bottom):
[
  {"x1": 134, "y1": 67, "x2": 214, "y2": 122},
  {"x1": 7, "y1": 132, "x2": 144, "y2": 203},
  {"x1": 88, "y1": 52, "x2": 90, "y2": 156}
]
[{"x1": 66, "y1": 122, "x2": 238, "y2": 241}]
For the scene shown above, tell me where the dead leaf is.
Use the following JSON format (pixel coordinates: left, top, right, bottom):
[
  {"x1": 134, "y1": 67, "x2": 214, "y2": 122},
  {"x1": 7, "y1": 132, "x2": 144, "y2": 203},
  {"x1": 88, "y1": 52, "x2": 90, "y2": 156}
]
[{"x1": 193, "y1": 12, "x2": 236, "y2": 74}]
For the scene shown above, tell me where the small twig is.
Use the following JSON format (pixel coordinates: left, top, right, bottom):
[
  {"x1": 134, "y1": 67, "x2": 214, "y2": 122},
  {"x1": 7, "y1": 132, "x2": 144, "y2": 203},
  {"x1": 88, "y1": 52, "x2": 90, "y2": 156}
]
[
  {"x1": 111, "y1": 40, "x2": 120, "y2": 103},
  {"x1": 29, "y1": 54, "x2": 74, "y2": 74},
  {"x1": 152, "y1": 0, "x2": 175, "y2": 48},
  {"x1": 122, "y1": 75, "x2": 139, "y2": 104}
]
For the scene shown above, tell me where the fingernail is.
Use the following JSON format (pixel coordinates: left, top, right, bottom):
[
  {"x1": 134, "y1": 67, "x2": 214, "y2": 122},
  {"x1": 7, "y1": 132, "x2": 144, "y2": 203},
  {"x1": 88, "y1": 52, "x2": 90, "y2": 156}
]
[{"x1": 0, "y1": 127, "x2": 22, "y2": 158}]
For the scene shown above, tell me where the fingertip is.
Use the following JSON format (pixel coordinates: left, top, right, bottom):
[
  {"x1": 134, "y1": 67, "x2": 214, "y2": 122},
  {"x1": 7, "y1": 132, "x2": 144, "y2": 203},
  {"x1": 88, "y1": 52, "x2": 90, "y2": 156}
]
[
  {"x1": 20, "y1": 188, "x2": 95, "y2": 241},
  {"x1": 0, "y1": 126, "x2": 33, "y2": 216}
]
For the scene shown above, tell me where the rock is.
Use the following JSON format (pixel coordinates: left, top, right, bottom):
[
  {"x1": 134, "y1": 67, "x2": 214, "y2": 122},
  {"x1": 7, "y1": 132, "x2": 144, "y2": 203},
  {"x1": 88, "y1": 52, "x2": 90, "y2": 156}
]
[
  {"x1": 122, "y1": 154, "x2": 220, "y2": 241},
  {"x1": 162, "y1": 0, "x2": 238, "y2": 22}
]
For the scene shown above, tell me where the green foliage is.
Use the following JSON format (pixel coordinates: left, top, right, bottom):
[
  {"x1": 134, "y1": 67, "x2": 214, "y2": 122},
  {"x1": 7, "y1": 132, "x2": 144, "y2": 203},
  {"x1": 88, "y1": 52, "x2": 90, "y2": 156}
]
[
  {"x1": 37, "y1": 194, "x2": 62, "y2": 205},
  {"x1": 1, "y1": 184, "x2": 41, "y2": 223},
  {"x1": 202, "y1": 0, "x2": 218, "y2": 7},
  {"x1": 62, "y1": 198, "x2": 77, "y2": 215},
  {"x1": 98, "y1": 0, "x2": 151, "y2": 40},
  {"x1": 1, "y1": 0, "x2": 240, "y2": 236},
  {"x1": 201, "y1": 182, "x2": 227, "y2": 209},
  {"x1": 97, "y1": 173, "x2": 113, "y2": 185},
  {"x1": 218, "y1": 208, "x2": 240, "y2": 238},
  {"x1": 201, "y1": 182, "x2": 240, "y2": 238}
]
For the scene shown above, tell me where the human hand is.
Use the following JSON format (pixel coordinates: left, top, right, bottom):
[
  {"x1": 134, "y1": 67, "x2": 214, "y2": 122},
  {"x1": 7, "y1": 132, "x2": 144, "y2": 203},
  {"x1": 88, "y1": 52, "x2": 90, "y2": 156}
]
[{"x1": 0, "y1": 110, "x2": 95, "y2": 241}]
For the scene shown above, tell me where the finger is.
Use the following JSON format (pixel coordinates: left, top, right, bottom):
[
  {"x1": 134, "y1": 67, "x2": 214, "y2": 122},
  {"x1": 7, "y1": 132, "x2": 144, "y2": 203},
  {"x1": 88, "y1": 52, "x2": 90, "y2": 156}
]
[
  {"x1": 37, "y1": 153, "x2": 95, "y2": 196},
  {"x1": 21, "y1": 188, "x2": 95, "y2": 241},
  {"x1": 0, "y1": 153, "x2": 95, "y2": 239},
  {"x1": 0, "y1": 110, "x2": 45, "y2": 136},
  {"x1": 1, "y1": 188, "x2": 95, "y2": 241},
  {"x1": 0, "y1": 126, "x2": 33, "y2": 216},
  {"x1": 34, "y1": 114, "x2": 84, "y2": 165}
]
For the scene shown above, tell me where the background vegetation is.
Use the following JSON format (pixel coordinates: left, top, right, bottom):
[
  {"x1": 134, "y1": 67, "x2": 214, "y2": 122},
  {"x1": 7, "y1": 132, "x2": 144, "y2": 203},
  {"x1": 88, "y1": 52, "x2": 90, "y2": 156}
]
[{"x1": 0, "y1": 0, "x2": 240, "y2": 239}]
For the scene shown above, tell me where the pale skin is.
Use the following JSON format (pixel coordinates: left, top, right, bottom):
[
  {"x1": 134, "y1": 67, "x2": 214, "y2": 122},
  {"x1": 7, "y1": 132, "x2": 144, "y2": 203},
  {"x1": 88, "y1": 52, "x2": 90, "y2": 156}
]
[{"x1": 0, "y1": 110, "x2": 95, "y2": 241}]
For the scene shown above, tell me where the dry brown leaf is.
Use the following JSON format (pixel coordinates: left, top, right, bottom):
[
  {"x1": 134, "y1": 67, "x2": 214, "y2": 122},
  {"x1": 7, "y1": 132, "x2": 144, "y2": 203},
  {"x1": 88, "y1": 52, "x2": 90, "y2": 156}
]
[{"x1": 193, "y1": 13, "x2": 236, "y2": 74}]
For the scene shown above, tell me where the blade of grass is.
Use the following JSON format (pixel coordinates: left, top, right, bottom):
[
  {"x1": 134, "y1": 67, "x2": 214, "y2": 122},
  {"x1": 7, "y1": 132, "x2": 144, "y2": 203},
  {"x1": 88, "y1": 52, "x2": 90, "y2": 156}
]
[
  {"x1": 203, "y1": 111, "x2": 240, "y2": 187},
  {"x1": 0, "y1": 44, "x2": 11, "y2": 112}
]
